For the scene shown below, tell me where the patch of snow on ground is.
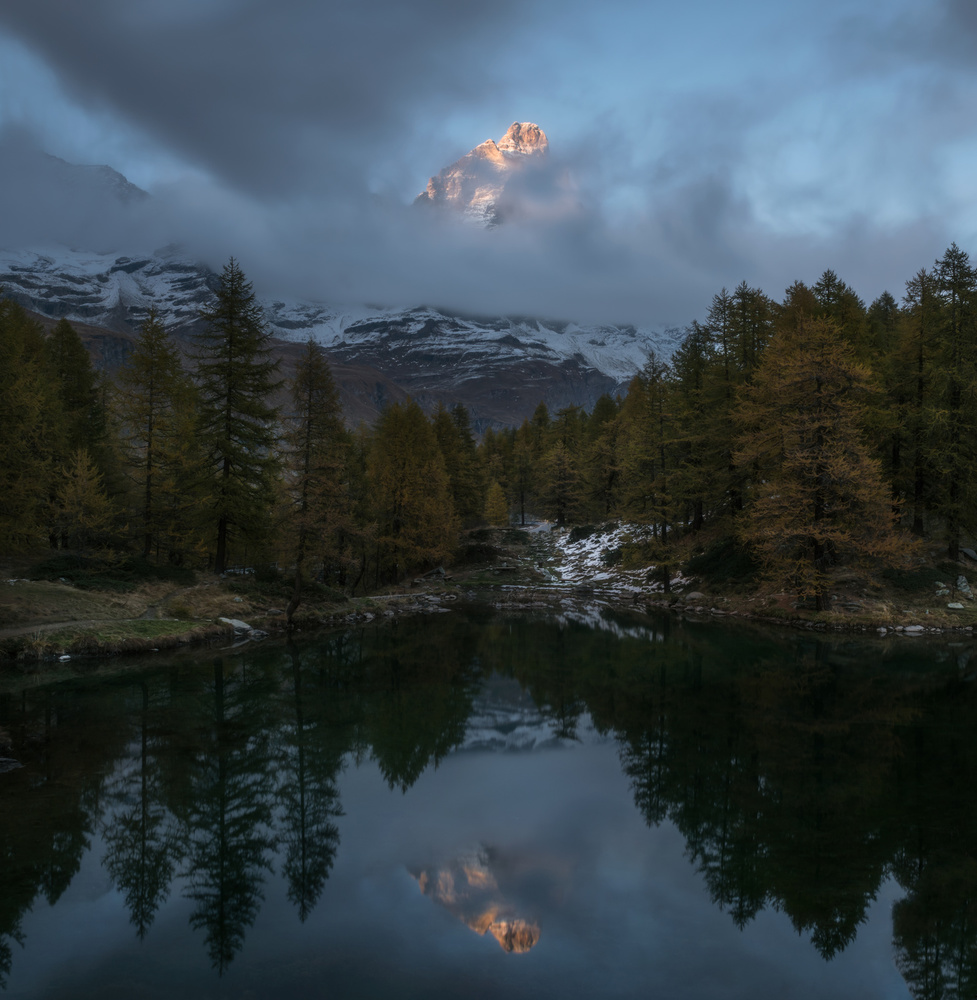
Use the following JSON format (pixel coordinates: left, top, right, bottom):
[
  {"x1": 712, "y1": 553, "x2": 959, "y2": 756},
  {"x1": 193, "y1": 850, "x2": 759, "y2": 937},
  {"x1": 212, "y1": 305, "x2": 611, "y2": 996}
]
[{"x1": 540, "y1": 522, "x2": 690, "y2": 596}]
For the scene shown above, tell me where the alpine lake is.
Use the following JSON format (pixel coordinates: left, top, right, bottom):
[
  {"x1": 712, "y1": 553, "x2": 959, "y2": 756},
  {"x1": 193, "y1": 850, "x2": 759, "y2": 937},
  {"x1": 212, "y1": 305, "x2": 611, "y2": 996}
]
[{"x1": 2, "y1": 597, "x2": 975, "y2": 1000}]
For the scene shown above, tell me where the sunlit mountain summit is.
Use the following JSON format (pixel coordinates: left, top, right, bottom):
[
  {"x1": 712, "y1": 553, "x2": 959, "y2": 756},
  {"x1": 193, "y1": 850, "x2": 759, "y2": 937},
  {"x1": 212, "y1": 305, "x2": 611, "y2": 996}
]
[{"x1": 415, "y1": 121, "x2": 571, "y2": 226}]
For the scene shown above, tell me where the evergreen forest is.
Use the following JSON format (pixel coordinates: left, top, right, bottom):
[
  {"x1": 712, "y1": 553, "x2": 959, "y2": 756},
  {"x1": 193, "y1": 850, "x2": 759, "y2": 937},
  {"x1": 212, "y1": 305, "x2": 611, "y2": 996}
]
[{"x1": 5, "y1": 247, "x2": 977, "y2": 608}]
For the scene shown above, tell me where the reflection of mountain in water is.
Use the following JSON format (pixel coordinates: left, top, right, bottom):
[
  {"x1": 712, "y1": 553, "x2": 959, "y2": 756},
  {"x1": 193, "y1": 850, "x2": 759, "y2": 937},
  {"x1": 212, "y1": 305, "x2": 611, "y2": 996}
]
[
  {"x1": 4, "y1": 611, "x2": 977, "y2": 997},
  {"x1": 461, "y1": 673, "x2": 602, "y2": 751},
  {"x1": 411, "y1": 845, "x2": 540, "y2": 953}
]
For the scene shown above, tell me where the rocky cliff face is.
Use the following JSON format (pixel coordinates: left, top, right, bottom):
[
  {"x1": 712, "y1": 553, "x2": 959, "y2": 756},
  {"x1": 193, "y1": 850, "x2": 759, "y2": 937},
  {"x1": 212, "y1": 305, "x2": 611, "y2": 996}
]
[{"x1": 415, "y1": 122, "x2": 552, "y2": 226}]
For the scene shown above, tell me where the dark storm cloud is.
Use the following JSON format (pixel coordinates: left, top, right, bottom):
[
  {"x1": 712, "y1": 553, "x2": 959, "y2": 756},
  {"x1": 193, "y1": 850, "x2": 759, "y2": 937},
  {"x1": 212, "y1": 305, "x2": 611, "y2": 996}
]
[
  {"x1": 0, "y1": 1, "x2": 970, "y2": 329},
  {"x1": 0, "y1": 0, "x2": 518, "y2": 196}
]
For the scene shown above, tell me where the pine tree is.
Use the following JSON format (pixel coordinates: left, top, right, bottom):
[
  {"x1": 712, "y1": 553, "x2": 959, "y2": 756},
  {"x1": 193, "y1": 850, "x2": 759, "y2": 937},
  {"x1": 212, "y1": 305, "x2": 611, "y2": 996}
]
[{"x1": 194, "y1": 259, "x2": 281, "y2": 573}]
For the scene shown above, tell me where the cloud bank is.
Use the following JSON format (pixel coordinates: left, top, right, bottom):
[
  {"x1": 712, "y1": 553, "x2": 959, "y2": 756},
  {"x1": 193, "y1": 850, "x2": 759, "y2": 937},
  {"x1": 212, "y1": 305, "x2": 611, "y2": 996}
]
[{"x1": 0, "y1": 0, "x2": 974, "y2": 326}]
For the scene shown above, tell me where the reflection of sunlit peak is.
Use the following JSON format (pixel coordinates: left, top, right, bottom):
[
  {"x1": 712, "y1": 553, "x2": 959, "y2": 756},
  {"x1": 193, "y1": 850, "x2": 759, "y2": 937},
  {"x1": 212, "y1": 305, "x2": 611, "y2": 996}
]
[
  {"x1": 462, "y1": 863, "x2": 497, "y2": 891},
  {"x1": 488, "y1": 919, "x2": 540, "y2": 954},
  {"x1": 410, "y1": 844, "x2": 541, "y2": 954}
]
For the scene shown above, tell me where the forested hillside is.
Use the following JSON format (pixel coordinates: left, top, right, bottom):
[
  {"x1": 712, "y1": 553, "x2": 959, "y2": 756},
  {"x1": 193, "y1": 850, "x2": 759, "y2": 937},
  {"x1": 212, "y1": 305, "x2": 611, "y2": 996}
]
[{"x1": 4, "y1": 247, "x2": 977, "y2": 608}]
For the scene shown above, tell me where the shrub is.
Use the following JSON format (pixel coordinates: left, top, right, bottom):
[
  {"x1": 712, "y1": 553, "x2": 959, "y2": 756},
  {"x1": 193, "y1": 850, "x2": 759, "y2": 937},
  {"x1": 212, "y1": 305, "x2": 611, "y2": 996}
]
[
  {"x1": 166, "y1": 599, "x2": 195, "y2": 620},
  {"x1": 685, "y1": 537, "x2": 761, "y2": 590},
  {"x1": 29, "y1": 553, "x2": 195, "y2": 591}
]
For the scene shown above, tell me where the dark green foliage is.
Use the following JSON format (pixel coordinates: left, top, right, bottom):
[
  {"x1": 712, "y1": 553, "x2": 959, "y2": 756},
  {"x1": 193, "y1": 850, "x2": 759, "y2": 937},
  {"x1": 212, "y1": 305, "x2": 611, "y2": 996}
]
[
  {"x1": 0, "y1": 300, "x2": 60, "y2": 548},
  {"x1": 568, "y1": 524, "x2": 598, "y2": 543},
  {"x1": 879, "y1": 564, "x2": 954, "y2": 592},
  {"x1": 453, "y1": 542, "x2": 501, "y2": 565},
  {"x1": 685, "y1": 537, "x2": 761, "y2": 589},
  {"x1": 28, "y1": 553, "x2": 196, "y2": 591},
  {"x1": 194, "y1": 259, "x2": 281, "y2": 574}
]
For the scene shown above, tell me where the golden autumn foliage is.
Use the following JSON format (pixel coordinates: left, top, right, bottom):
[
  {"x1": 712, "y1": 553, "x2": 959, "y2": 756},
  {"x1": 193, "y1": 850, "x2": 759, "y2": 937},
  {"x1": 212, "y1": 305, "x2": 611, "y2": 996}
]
[{"x1": 734, "y1": 318, "x2": 899, "y2": 608}]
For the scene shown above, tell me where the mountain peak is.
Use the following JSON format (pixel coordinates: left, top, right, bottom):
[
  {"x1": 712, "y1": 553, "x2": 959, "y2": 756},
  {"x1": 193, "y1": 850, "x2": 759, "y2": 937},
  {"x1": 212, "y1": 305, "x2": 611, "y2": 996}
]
[
  {"x1": 497, "y1": 122, "x2": 548, "y2": 156},
  {"x1": 415, "y1": 122, "x2": 550, "y2": 226}
]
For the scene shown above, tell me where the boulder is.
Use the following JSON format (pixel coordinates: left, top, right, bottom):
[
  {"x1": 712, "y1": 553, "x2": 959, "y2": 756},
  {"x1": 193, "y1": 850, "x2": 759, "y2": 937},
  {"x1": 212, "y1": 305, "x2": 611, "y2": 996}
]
[{"x1": 218, "y1": 617, "x2": 251, "y2": 632}]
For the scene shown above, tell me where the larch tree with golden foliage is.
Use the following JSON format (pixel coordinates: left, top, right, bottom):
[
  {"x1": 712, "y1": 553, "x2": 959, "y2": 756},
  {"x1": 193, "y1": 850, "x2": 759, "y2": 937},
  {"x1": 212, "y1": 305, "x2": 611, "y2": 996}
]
[
  {"x1": 735, "y1": 317, "x2": 899, "y2": 610},
  {"x1": 281, "y1": 338, "x2": 349, "y2": 617},
  {"x1": 368, "y1": 400, "x2": 457, "y2": 584}
]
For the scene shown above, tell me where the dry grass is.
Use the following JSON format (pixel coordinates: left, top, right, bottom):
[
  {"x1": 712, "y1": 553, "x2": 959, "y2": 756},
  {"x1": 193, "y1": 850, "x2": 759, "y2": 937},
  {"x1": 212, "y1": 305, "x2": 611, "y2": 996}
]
[{"x1": 0, "y1": 581, "x2": 132, "y2": 629}]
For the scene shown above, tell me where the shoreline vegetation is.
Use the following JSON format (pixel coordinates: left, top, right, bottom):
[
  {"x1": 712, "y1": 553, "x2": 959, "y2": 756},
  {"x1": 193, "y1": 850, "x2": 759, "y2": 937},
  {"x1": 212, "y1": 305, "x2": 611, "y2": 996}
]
[
  {"x1": 7, "y1": 247, "x2": 977, "y2": 667},
  {"x1": 3, "y1": 522, "x2": 976, "y2": 670}
]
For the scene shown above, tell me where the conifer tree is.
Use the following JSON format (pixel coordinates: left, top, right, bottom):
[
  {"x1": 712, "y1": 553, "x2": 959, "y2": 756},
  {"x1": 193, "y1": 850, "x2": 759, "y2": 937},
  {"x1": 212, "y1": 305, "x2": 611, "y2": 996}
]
[
  {"x1": 282, "y1": 338, "x2": 349, "y2": 609},
  {"x1": 582, "y1": 395, "x2": 620, "y2": 518},
  {"x1": 484, "y1": 480, "x2": 509, "y2": 526},
  {"x1": 46, "y1": 317, "x2": 103, "y2": 458},
  {"x1": 735, "y1": 318, "x2": 897, "y2": 609},
  {"x1": 891, "y1": 271, "x2": 939, "y2": 534},
  {"x1": 511, "y1": 421, "x2": 536, "y2": 525},
  {"x1": 931, "y1": 243, "x2": 977, "y2": 558},
  {"x1": 115, "y1": 308, "x2": 189, "y2": 559},
  {"x1": 616, "y1": 354, "x2": 675, "y2": 539},
  {"x1": 194, "y1": 259, "x2": 281, "y2": 573},
  {"x1": 538, "y1": 442, "x2": 583, "y2": 527},
  {"x1": 432, "y1": 403, "x2": 484, "y2": 527},
  {"x1": 730, "y1": 281, "x2": 773, "y2": 378},
  {"x1": 668, "y1": 322, "x2": 713, "y2": 531},
  {"x1": 54, "y1": 448, "x2": 115, "y2": 550},
  {"x1": 368, "y1": 400, "x2": 456, "y2": 582},
  {"x1": 812, "y1": 269, "x2": 867, "y2": 351},
  {"x1": 0, "y1": 300, "x2": 60, "y2": 550}
]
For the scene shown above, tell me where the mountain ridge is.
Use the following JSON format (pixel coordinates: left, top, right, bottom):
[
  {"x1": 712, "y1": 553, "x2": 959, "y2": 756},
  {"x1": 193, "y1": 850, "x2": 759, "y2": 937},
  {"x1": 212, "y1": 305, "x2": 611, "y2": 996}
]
[{"x1": 0, "y1": 245, "x2": 681, "y2": 429}]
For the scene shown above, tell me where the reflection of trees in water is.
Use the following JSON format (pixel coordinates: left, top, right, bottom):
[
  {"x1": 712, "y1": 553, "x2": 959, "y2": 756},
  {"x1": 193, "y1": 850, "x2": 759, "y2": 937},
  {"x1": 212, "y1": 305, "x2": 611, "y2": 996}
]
[
  {"x1": 612, "y1": 636, "x2": 903, "y2": 958},
  {"x1": 102, "y1": 681, "x2": 181, "y2": 939},
  {"x1": 358, "y1": 618, "x2": 481, "y2": 791},
  {"x1": 277, "y1": 644, "x2": 344, "y2": 922},
  {"x1": 0, "y1": 684, "x2": 127, "y2": 987},
  {"x1": 182, "y1": 660, "x2": 277, "y2": 973},
  {"x1": 4, "y1": 612, "x2": 977, "y2": 995},
  {"x1": 889, "y1": 676, "x2": 977, "y2": 1000},
  {"x1": 892, "y1": 862, "x2": 977, "y2": 1000},
  {"x1": 508, "y1": 614, "x2": 977, "y2": 992}
]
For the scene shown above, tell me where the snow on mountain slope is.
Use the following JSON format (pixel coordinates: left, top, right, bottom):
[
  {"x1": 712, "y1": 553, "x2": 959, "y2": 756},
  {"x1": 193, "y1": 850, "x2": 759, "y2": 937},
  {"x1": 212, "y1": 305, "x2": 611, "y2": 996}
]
[{"x1": 0, "y1": 245, "x2": 683, "y2": 426}]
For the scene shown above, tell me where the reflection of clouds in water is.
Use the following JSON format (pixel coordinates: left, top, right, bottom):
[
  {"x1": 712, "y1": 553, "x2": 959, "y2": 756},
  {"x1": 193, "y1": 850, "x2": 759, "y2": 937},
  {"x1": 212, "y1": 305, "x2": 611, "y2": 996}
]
[{"x1": 410, "y1": 845, "x2": 541, "y2": 954}]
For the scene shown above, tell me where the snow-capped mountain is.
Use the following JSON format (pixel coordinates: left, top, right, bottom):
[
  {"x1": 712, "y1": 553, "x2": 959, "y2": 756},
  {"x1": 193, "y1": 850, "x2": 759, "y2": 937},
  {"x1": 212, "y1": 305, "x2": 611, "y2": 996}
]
[
  {"x1": 415, "y1": 122, "x2": 569, "y2": 226},
  {"x1": 0, "y1": 245, "x2": 682, "y2": 428}
]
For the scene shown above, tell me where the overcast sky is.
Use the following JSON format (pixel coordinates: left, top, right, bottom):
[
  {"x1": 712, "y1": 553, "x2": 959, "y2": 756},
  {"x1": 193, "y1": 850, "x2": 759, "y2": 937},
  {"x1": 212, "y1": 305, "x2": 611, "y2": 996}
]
[{"x1": 0, "y1": 0, "x2": 975, "y2": 326}]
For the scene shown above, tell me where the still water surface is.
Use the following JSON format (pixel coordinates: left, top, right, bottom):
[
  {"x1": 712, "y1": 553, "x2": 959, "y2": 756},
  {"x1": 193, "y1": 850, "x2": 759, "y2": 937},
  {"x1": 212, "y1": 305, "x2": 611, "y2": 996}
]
[{"x1": 1, "y1": 604, "x2": 975, "y2": 998}]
